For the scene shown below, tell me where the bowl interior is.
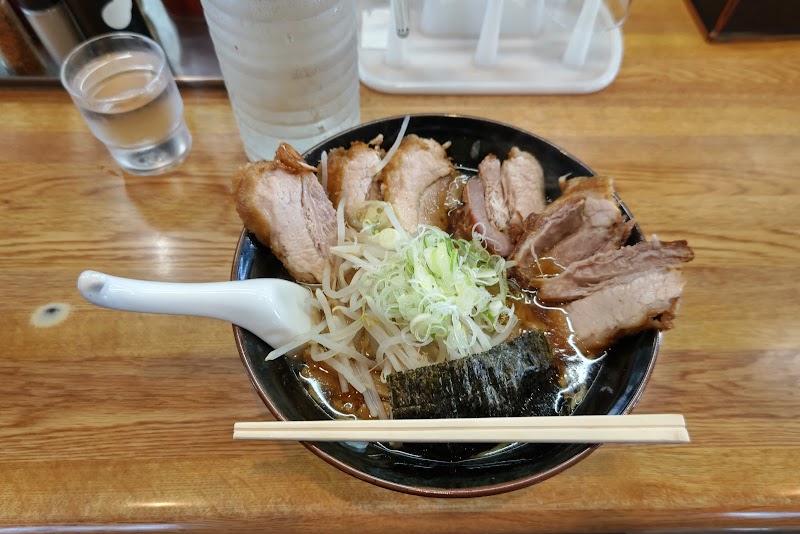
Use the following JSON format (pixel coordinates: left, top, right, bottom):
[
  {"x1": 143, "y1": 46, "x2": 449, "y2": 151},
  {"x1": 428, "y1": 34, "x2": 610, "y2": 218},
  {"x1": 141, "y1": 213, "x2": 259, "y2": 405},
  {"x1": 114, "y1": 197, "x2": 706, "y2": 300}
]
[{"x1": 232, "y1": 115, "x2": 659, "y2": 497}]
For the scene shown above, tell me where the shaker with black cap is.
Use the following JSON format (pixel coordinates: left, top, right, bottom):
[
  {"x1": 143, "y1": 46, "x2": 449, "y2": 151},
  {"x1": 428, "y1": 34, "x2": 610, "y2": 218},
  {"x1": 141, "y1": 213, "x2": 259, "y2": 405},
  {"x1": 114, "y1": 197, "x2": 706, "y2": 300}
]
[
  {"x1": 14, "y1": 0, "x2": 83, "y2": 64},
  {"x1": 62, "y1": 0, "x2": 152, "y2": 38}
]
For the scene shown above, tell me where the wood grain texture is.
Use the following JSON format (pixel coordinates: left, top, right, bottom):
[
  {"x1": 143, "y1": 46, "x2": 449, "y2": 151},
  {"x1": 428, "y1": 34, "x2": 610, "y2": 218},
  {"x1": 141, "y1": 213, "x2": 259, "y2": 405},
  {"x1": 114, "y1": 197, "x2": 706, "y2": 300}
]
[{"x1": 2, "y1": 2, "x2": 800, "y2": 532}]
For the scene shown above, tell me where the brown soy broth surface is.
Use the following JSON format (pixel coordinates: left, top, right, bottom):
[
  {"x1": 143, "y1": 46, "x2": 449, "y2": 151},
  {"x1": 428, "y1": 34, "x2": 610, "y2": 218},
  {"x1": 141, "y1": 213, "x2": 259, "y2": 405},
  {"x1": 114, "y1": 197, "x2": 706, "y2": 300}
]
[
  {"x1": 294, "y1": 168, "x2": 601, "y2": 421},
  {"x1": 295, "y1": 354, "x2": 383, "y2": 420},
  {"x1": 511, "y1": 289, "x2": 603, "y2": 413},
  {"x1": 530, "y1": 256, "x2": 566, "y2": 277},
  {"x1": 297, "y1": 287, "x2": 600, "y2": 420},
  {"x1": 510, "y1": 290, "x2": 567, "y2": 377}
]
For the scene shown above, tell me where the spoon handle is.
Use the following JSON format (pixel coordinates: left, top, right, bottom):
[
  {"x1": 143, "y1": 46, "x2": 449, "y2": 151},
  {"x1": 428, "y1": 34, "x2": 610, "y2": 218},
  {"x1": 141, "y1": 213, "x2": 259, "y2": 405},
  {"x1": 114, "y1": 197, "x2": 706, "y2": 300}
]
[
  {"x1": 474, "y1": 0, "x2": 505, "y2": 67},
  {"x1": 562, "y1": 0, "x2": 601, "y2": 68},
  {"x1": 77, "y1": 270, "x2": 315, "y2": 347}
]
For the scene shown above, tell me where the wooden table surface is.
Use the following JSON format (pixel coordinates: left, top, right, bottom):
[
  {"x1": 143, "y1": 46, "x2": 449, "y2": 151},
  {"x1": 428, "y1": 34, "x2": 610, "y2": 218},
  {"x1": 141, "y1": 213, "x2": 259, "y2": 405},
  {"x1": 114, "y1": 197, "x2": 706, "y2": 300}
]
[{"x1": 2, "y1": 3, "x2": 799, "y2": 532}]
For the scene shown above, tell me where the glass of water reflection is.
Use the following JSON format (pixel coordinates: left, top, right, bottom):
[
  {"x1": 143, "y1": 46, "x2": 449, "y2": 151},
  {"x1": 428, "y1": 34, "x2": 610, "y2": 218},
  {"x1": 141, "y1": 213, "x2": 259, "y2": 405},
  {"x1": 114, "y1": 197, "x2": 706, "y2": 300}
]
[{"x1": 60, "y1": 33, "x2": 191, "y2": 175}]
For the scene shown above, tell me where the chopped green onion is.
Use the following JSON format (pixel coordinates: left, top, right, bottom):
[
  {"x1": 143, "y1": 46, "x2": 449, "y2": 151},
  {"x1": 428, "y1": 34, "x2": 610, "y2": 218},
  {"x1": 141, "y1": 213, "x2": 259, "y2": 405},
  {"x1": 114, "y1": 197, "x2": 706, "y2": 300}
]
[{"x1": 351, "y1": 216, "x2": 517, "y2": 359}]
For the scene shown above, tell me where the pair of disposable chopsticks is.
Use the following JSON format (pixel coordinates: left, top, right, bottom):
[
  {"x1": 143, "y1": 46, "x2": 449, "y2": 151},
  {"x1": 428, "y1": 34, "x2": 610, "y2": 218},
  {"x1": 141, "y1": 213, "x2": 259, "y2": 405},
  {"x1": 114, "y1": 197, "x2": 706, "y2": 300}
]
[{"x1": 233, "y1": 414, "x2": 689, "y2": 444}]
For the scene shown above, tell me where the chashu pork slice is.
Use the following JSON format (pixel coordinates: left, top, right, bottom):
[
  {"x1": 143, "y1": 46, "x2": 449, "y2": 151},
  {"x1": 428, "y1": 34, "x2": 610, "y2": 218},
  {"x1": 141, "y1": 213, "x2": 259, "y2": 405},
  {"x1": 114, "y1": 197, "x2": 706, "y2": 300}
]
[
  {"x1": 510, "y1": 176, "x2": 634, "y2": 288},
  {"x1": 380, "y1": 134, "x2": 454, "y2": 232},
  {"x1": 564, "y1": 268, "x2": 687, "y2": 351},
  {"x1": 478, "y1": 154, "x2": 509, "y2": 233},
  {"x1": 501, "y1": 147, "x2": 547, "y2": 238},
  {"x1": 478, "y1": 148, "x2": 546, "y2": 239},
  {"x1": 538, "y1": 238, "x2": 694, "y2": 303},
  {"x1": 325, "y1": 140, "x2": 383, "y2": 223},
  {"x1": 232, "y1": 143, "x2": 336, "y2": 284},
  {"x1": 450, "y1": 177, "x2": 514, "y2": 257}
]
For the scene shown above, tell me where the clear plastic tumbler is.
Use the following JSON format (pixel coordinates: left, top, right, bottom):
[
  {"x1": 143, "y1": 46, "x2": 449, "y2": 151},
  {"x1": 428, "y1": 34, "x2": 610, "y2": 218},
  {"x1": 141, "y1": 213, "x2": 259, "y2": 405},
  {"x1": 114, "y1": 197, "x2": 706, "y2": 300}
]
[
  {"x1": 200, "y1": 0, "x2": 361, "y2": 161},
  {"x1": 60, "y1": 32, "x2": 192, "y2": 175}
]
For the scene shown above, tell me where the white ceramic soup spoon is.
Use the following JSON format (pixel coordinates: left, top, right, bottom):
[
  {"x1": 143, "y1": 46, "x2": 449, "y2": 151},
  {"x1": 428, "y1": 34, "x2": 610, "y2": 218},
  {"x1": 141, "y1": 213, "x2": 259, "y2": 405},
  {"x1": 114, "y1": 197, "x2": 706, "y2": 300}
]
[{"x1": 77, "y1": 270, "x2": 316, "y2": 350}]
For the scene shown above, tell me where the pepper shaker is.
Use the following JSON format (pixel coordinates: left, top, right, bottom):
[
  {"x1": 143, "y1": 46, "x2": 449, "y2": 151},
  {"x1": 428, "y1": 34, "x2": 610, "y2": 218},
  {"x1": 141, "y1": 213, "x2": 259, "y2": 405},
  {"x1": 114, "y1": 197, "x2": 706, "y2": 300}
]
[
  {"x1": 63, "y1": 0, "x2": 153, "y2": 38},
  {"x1": 0, "y1": 0, "x2": 47, "y2": 74},
  {"x1": 14, "y1": 0, "x2": 83, "y2": 64}
]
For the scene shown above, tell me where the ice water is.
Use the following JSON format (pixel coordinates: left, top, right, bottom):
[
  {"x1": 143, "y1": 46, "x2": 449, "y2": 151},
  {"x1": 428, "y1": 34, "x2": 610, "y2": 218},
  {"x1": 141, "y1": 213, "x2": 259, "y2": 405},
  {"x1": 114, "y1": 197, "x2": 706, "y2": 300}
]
[
  {"x1": 69, "y1": 49, "x2": 191, "y2": 175},
  {"x1": 201, "y1": 0, "x2": 360, "y2": 161}
]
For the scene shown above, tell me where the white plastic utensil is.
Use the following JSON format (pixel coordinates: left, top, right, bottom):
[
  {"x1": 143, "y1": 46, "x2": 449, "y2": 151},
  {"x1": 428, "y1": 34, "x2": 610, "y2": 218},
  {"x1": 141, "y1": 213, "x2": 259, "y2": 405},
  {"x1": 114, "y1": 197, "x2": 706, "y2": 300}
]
[
  {"x1": 473, "y1": 0, "x2": 504, "y2": 67},
  {"x1": 385, "y1": 0, "x2": 407, "y2": 66},
  {"x1": 531, "y1": 0, "x2": 546, "y2": 35},
  {"x1": 392, "y1": 0, "x2": 409, "y2": 38},
  {"x1": 76, "y1": 270, "x2": 316, "y2": 349},
  {"x1": 562, "y1": 0, "x2": 601, "y2": 67}
]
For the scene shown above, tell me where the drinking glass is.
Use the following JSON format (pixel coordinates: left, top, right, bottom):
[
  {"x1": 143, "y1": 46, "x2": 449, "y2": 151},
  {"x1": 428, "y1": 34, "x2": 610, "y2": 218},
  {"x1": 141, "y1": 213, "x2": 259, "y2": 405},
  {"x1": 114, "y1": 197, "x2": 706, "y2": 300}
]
[
  {"x1": 60, "y1": 32, "x2": 192, "y2": 175},
  {"x1": 200, "y1": 0, "x2": 361, "y2": 161}
]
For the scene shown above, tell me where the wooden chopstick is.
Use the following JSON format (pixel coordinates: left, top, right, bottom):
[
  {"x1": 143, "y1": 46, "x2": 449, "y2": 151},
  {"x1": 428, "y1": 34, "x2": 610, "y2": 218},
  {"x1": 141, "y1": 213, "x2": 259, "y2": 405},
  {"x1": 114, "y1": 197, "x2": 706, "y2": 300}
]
[{"x1": 233, "y1": 414, "x2": 689, "y2": 444}]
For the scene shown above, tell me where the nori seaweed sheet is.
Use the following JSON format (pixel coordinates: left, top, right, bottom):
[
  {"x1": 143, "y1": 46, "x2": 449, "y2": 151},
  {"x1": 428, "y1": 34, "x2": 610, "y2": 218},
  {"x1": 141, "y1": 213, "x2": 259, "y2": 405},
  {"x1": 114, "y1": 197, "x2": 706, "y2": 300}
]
[{"x1": 388, "y1": 330, "x2": 559, "y2": 420}]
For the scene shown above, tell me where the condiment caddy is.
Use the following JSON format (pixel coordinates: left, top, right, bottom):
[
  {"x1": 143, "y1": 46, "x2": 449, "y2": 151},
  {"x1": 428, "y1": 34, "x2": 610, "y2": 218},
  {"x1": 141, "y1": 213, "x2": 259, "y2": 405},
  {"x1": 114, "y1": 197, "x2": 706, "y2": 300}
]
[{"x1": 358, "y1": 0, "x2": 626, "y2": 94}]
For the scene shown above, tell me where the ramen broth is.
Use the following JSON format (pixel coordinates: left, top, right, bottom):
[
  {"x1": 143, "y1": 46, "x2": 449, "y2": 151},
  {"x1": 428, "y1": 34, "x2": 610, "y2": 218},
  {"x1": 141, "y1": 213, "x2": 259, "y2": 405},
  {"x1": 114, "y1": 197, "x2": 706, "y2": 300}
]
[
  {"x1": 296, "y1": 289, "x2": 603, "y2": 419},
  {"x1": 293, "y1": 165, "x2": 602, "y2": 420}
]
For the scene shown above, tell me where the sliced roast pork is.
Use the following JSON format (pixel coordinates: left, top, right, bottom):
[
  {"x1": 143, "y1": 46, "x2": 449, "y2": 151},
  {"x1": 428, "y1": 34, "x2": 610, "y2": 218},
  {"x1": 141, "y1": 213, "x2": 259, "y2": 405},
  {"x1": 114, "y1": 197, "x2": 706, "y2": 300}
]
[
  {"x1": 232, "y1": 143, "x2": 336, "y2": 284},
  {"x1": 501, "y1": 147, "x2": 547, "y2": 238},
  {"x1": 450, "y1": 147, "x2": 545, "y2": 256},
  {"x1": 450, "y1": 178, "x2": 513, "y2": 257},
  {"x1": 538, "y1": 238, "x2": 695, "y2": 303},
  {"x1": 510, "y1": 176, "x2": 633, "y2": 287},
  {"x1": 479, "y1": 154, "x2": 509, "y2": 232},
  {"x1": 476, "y1": 148, "x2": 546, "y2": 238},
  {"x1": 546, "y1": 195, "x2": 634, "y2": 265},
  {"x1": 325, "y1": 141, "x2": 383, "y2": 222},
  {"x1": 564, "y1": 268, "x2": 687, "y2": 351},
  {"x1": 380, "y1": 134, "x2": 454, "y2": 232}
]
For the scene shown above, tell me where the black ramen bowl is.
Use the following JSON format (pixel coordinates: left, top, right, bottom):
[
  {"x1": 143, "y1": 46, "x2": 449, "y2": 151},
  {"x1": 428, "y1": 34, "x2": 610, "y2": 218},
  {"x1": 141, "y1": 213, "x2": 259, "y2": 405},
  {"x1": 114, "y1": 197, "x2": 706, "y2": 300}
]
[{"x1": 231, "y1": 114, "x2": 660, "y2": 497}]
